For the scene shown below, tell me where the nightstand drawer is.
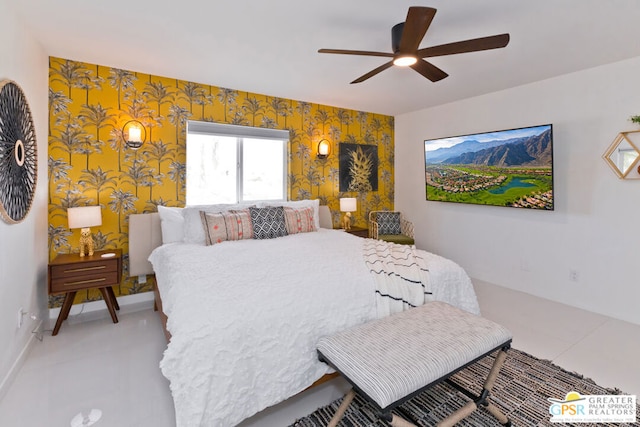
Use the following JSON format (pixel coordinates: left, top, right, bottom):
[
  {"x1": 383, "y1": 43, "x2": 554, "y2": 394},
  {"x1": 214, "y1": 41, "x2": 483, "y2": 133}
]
[
  {"x1": 50, "y1": 259, "x2": 118, "y2": 279},
  {"x1": 50, "y1": 271, "x2": 120, "y2": 293}
]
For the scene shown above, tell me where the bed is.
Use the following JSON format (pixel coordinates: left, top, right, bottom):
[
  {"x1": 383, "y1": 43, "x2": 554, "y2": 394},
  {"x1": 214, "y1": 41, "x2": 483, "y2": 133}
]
[{"x1": 128, "y1": 201, "x2": 480, "y2": 427}]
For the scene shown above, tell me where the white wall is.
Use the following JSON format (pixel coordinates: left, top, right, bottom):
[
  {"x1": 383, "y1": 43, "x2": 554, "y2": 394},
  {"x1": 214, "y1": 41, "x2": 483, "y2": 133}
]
[
  {"x1": 396, "y1": 56, "x2": 640, "y2": 326},
  {"x1": 0, "y1": 0, "x2": 48, "y2": 392}
]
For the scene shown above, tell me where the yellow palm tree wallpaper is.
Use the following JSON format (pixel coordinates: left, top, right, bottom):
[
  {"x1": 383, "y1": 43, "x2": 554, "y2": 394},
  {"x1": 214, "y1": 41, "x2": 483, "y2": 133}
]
[{"x1": 48, "y1": 57, "x2": 395, "y2": 307}]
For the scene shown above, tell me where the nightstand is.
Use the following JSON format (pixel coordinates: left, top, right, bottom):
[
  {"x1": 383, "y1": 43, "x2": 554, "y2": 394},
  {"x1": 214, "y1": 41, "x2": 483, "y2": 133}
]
[
  {"x1": 48, "y1": 249, "x2": 122, "y2": 335},
  {"x1": 344, "y1": 226, "x2": 369, "y2": 238}
]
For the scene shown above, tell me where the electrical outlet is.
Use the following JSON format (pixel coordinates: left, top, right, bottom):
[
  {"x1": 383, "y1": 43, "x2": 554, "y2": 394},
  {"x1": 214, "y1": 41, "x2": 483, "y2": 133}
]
[
  {"x1": 569, "y1": 269, "x2": 579, "y2": 282},
  {"x1": 138, "y1": 274, "x2": 147, "y2": 284},
  {"x1": 17, "y1": 307, "x2": 23, "y2": 329}
]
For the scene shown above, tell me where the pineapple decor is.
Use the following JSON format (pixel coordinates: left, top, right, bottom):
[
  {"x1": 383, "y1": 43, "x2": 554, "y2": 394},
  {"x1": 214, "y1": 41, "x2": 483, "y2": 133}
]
[
  {"x1": 348, "y1": 146, "x2": 373, "y2": 192},
  {"x1": 339, "y1": 143, "x2": 378, "y2": 192}
]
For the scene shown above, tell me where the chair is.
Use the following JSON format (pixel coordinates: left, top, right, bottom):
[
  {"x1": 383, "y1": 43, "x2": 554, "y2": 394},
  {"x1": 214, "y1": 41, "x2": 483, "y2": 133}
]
[{"x1": 368, "y1": 211, "x2": 415, "y2": 245}]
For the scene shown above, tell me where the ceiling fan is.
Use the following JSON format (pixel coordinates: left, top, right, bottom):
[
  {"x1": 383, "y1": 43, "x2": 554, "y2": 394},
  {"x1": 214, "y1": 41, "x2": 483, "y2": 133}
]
[{"x1": 318, "y1": 6, "x2": 510, "y2": 84}]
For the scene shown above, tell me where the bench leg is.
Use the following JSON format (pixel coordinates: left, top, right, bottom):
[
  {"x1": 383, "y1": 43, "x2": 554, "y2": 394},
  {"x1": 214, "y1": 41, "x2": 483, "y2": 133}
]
[
  {"x1": 485, "y1": 402, "x2": 511, "y2": 426},
  {"x1": 438, "y1": 347, "x2": 511, "y2": 427},
  {"x1": 479, "y1": 348, "x2": 510, "y2": 425},
  {"x1": 390, "y1": 414, "x2": 418, "y2": 427},
  {"x1": 328, "y1": 389, "x2": 356, "y2": 427},
  {"x1": 437, "y1": 401, "x2": 477, "y2": 427},
  {"x1": 484, "y1": 348, "x2": 508, "y2": 390}
]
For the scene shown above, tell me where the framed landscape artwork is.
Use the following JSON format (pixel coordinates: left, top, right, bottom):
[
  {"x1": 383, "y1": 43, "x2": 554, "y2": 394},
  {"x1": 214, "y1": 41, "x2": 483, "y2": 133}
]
[{"x1": 424, "y1": 124, "x2": 554, "y2": 210}]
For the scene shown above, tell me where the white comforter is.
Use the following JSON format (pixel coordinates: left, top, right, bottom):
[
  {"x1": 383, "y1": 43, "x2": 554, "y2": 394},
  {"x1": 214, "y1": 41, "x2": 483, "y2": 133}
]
[{"x1": 149, "y1": 229, "x2": 479, "y2": 427}]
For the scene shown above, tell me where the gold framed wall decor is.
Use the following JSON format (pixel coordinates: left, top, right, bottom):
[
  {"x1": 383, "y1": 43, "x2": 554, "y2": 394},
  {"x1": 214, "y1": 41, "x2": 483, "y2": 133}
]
[{"x1": 603, "y1": 130, "x2": 640, "y2": 179}]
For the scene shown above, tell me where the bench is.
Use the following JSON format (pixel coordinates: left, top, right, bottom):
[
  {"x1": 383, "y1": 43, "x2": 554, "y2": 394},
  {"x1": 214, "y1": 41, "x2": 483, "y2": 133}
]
[{"x1": 317, "y1": 301, "x2": 513, "y2": 427}]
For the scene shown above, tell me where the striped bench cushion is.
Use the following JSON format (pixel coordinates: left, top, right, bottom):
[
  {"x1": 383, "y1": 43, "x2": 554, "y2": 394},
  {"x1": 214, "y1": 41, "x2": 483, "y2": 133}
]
[{"x1": 317, "y1": 301, "x2": 512, "y2": 410}]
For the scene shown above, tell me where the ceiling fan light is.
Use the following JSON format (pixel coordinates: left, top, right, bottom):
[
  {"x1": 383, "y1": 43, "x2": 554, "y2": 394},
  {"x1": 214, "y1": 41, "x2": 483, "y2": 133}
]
[{"x1": 393, "y1": 56, "x2": 417, "y2": 67}]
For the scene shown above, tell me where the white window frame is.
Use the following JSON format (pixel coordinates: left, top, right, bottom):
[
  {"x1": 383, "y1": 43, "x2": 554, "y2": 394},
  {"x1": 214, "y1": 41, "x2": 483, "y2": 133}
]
[{"x1": 186, "y1": 120, "x2": 289, "y2": 205}]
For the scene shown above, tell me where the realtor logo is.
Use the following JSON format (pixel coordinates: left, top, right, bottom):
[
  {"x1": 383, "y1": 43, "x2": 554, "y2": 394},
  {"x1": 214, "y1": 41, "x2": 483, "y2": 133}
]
[{"x1": 548, "y1": 391, "x2": 637, "y2": 423}]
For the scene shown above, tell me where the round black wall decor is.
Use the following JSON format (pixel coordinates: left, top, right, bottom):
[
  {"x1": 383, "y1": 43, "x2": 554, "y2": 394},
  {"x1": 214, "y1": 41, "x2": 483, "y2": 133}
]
[{"x1": 0, "y1": 80, "x2": 38, "y2": 224}]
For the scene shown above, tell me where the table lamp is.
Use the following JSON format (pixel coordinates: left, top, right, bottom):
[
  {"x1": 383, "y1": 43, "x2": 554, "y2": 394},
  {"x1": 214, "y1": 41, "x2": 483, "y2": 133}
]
[
  {"x1": 339, "y1": 197, "x2": 357, "y2": 230},
  {"x1": 67, "y1": 206, "x2": 102, "y2": 256}
]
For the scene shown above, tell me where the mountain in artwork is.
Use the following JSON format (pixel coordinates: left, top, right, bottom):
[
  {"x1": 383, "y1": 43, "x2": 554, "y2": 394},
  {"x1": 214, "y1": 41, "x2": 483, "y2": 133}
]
[
  {"x1": 438, "y1": 129, "x2": 552, "y2": 167},
  {"x1": 426, "y1": 138, "x2": 519, "y2": 163}
]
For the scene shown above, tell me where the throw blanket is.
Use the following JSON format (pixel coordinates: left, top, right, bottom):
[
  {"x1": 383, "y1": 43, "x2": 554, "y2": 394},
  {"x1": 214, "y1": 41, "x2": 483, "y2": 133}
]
[{"x1": 363, "y1": 239, "x2": 433, "y2": 317}]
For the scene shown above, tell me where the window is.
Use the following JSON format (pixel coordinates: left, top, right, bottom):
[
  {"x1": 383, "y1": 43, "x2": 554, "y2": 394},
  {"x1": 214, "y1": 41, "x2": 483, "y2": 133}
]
[{"x1": 186, "y1": 121, "x2": 288, "y2": 205}]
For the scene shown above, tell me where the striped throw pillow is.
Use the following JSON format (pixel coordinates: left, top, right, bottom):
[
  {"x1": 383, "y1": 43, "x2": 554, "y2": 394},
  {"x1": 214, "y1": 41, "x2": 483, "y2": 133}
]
[
  {"x1": 200, "y1": 209, "x2": 253, "y2": 245},
  {"x1": 283, "y1": 206, "x2": 316, "y2": 235}
]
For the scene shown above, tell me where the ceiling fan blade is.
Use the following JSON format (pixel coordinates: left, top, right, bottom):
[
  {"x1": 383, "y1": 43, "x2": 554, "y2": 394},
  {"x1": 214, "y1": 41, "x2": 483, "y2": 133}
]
[
  {"x1": 418, "y1": 33, "x2": 510, "y2": 58},
  {"x1": 318, "y1": 48, "x2": 394, "y2": 58},
  {"x1": 410, "y1": 59, "x2": 448, "y2": 82},
  {"x1": 351, "y1": 61, "x2": 394, "y2": 84},
  {"x1": 398, "y1": 7, "x2": 436, "y2": 53}
]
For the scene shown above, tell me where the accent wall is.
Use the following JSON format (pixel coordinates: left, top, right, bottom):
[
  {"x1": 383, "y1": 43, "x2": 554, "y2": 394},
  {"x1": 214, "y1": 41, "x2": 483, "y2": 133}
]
[{"x1": 48, "y1": 57, "x2": 394, "y2": 307}]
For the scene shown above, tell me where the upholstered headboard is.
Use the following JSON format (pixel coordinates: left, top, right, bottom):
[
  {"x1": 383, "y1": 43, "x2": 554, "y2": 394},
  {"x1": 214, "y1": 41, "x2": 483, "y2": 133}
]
[
  {"x1": 128, "y1": 205, "x2": 333, "y2": 277},
  {"x1": 128, "y1": 213, "x2": 161, "y2": 277},
  {"x1": 318, "y1": 205, "x2": 332, "y2": 230}
]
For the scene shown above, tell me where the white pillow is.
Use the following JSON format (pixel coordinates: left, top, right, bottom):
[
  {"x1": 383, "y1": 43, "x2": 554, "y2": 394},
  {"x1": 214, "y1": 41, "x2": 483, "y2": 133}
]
[
  {"x1": 258, "y1": 199, "x2": 320, "y2": 230},
  {"x1": 182, "y1": 203, "x2": 255, "y2": 244},
  {"x1": 157, "y1": 206, "x2": 184, "y2": 244}
]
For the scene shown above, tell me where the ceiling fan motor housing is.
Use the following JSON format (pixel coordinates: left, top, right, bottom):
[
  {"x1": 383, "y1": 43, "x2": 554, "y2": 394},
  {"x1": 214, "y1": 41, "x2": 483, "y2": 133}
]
[{"x1": 391, "y1": 22, "x2": 404, "y2": 53}]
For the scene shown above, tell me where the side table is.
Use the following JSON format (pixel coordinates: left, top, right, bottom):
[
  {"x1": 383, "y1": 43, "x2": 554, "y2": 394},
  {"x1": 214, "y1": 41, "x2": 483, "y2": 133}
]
[
  {"x1": 343, "y1": 226, "x2": 369, "y2": 238},
  {"x1": 48, "y1": 249, "x2": 122, "y2": 335}
]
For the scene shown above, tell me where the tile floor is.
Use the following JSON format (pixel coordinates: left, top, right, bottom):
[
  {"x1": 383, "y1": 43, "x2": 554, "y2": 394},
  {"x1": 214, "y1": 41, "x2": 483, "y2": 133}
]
[{"x1": 0, "y1": 280, "x2": 638, "y2": 427}]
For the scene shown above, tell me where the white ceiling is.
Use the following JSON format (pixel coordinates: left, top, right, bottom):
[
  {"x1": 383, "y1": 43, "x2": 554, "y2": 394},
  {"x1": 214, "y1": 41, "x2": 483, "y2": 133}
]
[{"x1": 13, "y1": 0, "x2": 640, "y2": 116}]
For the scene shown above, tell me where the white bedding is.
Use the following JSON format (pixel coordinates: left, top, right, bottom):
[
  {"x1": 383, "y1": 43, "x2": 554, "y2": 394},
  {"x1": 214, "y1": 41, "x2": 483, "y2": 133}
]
[{"x1": 149, "y1": 229, "x2": 479, "y2": 427}]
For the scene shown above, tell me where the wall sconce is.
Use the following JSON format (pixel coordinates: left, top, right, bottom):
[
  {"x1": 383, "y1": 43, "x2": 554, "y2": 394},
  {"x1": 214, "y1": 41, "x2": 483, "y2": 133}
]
[
  {"x1": 339, "y1": 197, "x2": 357, "y2": 230},
  {"x1": 67, "y1": 206, "x2": 102, "y2": 257},
  {"x1": 317, "y1": 139, "x2": 331, "y2": 159},
  {"x1": 122, "y1": 120, "x2": 146, "y2": 150}
]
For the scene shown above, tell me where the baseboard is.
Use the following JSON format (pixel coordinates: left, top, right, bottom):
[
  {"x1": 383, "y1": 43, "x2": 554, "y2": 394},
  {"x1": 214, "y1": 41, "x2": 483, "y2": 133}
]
[
  {"x1": 48, "y1": 291, "x2": 154, "y2": 320},
  {"x1": 0, "y1": 320, "x2": 43, "y2": 402},
  {"x1": 1, "y1": 293, "x2": 154, "y2": 403}
]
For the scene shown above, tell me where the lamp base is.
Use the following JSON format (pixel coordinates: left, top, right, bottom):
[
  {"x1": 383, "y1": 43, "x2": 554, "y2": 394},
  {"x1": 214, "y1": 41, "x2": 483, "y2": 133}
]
[
  {"x1": 341, "y1": 212, "x2": 352, "y2": 231},
  {"x1": 78, "y1": 227, "x2": 95, "y2": 257}
]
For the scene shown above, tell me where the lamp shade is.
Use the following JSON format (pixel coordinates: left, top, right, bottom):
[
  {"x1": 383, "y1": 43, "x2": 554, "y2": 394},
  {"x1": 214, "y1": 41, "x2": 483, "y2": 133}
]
[
  {"x1": 68, "y1": 206, "x2": 102, "y2": 229},
  {"x1": 123, "y1": 120, "x2": 146, "y2": 150},
  {"x1": 339, "y1": 197, "x2": 357, "y2": 212},
  {"x1": 317, "y1": 139, "x2": 330, "y2": 158}
]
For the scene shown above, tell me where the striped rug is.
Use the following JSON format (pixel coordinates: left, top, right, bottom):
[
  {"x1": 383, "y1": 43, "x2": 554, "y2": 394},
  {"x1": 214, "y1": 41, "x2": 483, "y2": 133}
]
[{"x1": 290, "y1": 348, "x2": 639, "y2": 427}]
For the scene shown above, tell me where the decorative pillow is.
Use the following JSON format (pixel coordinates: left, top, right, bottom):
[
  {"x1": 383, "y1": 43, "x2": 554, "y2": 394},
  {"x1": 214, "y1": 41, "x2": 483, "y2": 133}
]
[
  {"x1": 200, "y1": 209, "x2": 253, "y2": 245},
  {"x1": 249, "y1": 206, "x2": 288, "y2": 240},
  {"x1": 283, "y1": 206, "x2": 317, "y2": 235},
  {"x1": 200, "y1": 212, "x2": 228, "y2": 245},
  {"x1": 183, "y1": 203, "x2": 254, "y2": 244},
  {"x1": 157, "y1": 205, "x2": 184, "y2": 244},
  {"x1": 257, "y1": 199, "x2": 320, "y2": 230},
  {"x1": 377, "y1": 211, "x2": 401, "y2": 235}
]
